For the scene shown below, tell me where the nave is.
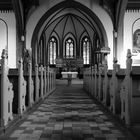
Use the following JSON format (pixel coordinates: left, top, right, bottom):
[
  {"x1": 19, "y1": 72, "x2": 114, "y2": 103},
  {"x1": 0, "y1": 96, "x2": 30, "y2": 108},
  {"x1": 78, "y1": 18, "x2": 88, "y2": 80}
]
[{"x1": 0, "y1": 80, "x2": 137, "y2": 140}]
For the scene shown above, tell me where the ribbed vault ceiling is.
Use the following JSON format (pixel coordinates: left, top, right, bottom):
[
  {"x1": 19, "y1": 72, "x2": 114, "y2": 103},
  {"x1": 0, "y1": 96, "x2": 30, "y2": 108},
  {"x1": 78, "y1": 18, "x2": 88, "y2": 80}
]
[
  {"x1": 46, "y1": 14, "x2": 94, "y2": 41},
  {"x1": 42, "y1": 7, "x2": 97, "y2": 48}
]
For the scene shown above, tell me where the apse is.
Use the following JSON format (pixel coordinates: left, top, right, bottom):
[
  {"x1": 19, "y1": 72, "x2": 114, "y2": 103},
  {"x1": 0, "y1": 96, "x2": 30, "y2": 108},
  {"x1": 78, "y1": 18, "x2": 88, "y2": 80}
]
[{"x1": 36, "y1": 7, "x2": 100, "y2": 67}]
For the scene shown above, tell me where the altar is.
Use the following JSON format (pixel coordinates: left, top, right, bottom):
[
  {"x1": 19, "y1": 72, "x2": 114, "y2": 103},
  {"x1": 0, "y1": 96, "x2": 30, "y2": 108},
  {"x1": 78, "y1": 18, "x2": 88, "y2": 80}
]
[{"x1": 61, "y1": 71, "x2": 78, "y2": 79}]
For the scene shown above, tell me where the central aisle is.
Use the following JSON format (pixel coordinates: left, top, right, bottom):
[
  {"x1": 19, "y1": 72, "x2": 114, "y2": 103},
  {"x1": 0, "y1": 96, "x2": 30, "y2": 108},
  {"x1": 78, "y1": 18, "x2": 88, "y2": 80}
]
[{"x1": 0, "y1": 80, "x2": 137, "y2": 140}]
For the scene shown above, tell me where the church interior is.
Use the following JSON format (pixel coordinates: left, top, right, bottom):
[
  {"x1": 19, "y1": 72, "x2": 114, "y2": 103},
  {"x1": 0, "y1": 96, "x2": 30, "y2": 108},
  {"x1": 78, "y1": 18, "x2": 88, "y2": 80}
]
[{"x1": 0, "y1": 0, "x2": 140, "y2": 139}]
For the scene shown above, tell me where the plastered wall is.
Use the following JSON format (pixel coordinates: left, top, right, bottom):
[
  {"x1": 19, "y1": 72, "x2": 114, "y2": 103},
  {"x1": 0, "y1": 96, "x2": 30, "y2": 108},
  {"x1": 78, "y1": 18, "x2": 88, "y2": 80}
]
[
  {"x1": 0, "y1": 11, "x2": 16, "y2": 68},
  {"x1": 123, "y1": 10, "x2": 140, "y2": 68}
]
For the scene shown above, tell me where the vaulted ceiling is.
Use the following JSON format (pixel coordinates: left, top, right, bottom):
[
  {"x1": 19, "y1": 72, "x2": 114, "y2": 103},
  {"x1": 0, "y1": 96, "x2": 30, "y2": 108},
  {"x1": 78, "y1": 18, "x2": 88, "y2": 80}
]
[{"x1": 42, "y1": 10, "x2": 96, "y2": 48}]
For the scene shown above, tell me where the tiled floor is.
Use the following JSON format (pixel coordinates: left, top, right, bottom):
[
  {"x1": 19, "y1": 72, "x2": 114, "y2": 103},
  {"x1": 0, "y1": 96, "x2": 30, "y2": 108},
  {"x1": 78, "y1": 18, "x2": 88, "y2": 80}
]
[{"x1": 0, "y1": 80, "x2": 137, "y2": 140}]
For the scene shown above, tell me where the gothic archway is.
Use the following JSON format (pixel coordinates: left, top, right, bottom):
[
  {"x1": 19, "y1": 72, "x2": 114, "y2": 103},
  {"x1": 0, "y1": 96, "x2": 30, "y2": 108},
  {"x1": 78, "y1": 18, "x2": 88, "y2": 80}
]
[{"x1": 31, "y1": 0, "x2": 109, "y2": 66}]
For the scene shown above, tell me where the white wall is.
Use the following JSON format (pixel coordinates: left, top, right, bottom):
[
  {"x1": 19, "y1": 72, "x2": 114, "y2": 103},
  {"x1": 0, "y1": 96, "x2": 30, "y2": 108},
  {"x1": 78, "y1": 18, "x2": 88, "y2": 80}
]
[
  {"x1": 0, "y1": 11, "x2": 16, "y2": 68},
  {"x1": 123, "y1": 10, "x2": 140, "y2": 68},
  {"x1": 26, "y1": 0, "x2": 64, "y2": 51},
  {"x1": 87, "y1": 0, "x2": 113, "y2": 69}
]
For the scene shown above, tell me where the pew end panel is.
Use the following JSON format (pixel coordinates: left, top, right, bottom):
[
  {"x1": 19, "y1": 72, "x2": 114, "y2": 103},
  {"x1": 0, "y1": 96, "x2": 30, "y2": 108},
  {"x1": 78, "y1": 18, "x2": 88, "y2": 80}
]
[
  {"x1": 8, "y1": 69, "x2": 18, "y2": 115},
  {"x1": 131, "y1": 66, "x2": 140, "y2": 124}
]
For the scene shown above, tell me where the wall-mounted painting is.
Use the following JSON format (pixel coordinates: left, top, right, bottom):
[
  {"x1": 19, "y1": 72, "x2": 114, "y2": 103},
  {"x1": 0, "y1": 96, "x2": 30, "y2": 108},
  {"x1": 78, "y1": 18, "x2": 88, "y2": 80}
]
[
  {"x1": 133, "y1": 29, "x2": 140, "y2": 53},
  {"x1": 132, "y1": 29, "x2": 140, "y2": 65}
]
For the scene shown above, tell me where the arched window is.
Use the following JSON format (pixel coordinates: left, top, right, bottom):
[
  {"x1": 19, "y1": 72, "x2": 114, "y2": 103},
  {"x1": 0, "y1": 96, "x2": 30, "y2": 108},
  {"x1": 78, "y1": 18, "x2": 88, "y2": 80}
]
[
  {"x1": 65, "y1": 38, "x2": 74, "y2": 58},
  {"x1": 83, "y1": 37, "x2": 90, "y2": 64},
  {"x1": 49, "y1": 37, "x2": 56, "y2": 64}
]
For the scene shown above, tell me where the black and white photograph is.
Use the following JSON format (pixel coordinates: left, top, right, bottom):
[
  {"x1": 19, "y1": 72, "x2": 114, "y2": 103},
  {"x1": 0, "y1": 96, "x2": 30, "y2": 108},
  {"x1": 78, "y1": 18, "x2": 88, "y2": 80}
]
[{"x1": 0, "y1": 0, "x2": 140, "y2": 140}]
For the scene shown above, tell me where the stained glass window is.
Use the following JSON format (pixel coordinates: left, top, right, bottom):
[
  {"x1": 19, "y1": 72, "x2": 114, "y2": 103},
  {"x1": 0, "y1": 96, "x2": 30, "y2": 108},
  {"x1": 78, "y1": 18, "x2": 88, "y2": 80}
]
[
  {"x1": 83, "y1": 37, "x2": 90, "y2": 64},
  {"x1": 65, "y1": 38, "x2": 74, "y2": 58},
  {"x1": 49, "y1": 37, "x2": 56, "y2": 64}
]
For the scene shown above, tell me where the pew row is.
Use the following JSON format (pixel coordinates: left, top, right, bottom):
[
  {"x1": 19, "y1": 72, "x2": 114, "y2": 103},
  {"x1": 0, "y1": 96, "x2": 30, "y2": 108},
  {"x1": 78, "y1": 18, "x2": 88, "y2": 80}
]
[
  {"x1": 83, "y1": 49, "x2": 140, "y2": 127},
  {"x1": 0, "y1": 49, "x2": 56, "y2": 127}
]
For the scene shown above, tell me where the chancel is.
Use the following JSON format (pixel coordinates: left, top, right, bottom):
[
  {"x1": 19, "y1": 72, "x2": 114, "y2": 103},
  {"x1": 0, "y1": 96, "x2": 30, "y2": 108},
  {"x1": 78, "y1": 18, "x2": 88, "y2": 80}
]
[{"x1": 0, "y1": 0, "x2": 140, "y2": 140}]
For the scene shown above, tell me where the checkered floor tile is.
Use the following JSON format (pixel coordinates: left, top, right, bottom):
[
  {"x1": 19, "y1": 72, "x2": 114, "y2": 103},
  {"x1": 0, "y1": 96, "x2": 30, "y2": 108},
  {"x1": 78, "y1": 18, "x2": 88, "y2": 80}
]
[{"x1": 0, "y1": 83, "x2": 137, "y2": 140}]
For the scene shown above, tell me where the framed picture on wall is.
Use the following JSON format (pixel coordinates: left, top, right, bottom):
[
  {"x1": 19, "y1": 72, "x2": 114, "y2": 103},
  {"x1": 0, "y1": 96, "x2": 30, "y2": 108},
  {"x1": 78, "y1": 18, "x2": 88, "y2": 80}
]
[
  {"x1": 133, "y1": 29, "x2": 140, "y2": 53},
  {"x1": 132, "y1": 29, "x2": 140, "y2": 65}
]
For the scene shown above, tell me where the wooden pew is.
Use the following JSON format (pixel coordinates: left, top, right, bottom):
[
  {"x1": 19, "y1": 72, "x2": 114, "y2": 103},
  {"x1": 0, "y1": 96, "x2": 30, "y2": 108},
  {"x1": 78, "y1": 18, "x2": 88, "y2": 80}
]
[
  {"x1": 120, "y1": 49, "x2": 140, "y2": 126},
  {"x1": 0, "y1": 49, "x2": 14, "y2": 126}
]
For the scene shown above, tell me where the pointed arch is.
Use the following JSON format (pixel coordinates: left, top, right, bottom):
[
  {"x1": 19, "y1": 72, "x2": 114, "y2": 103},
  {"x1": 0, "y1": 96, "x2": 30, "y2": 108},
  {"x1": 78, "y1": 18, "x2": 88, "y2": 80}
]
[
  {"x1": 30, "y1": 0, "x2": 109, "y2": 65},
  {"x1": 0, "y1": 19, "x2": 8, "y2": 56}
]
